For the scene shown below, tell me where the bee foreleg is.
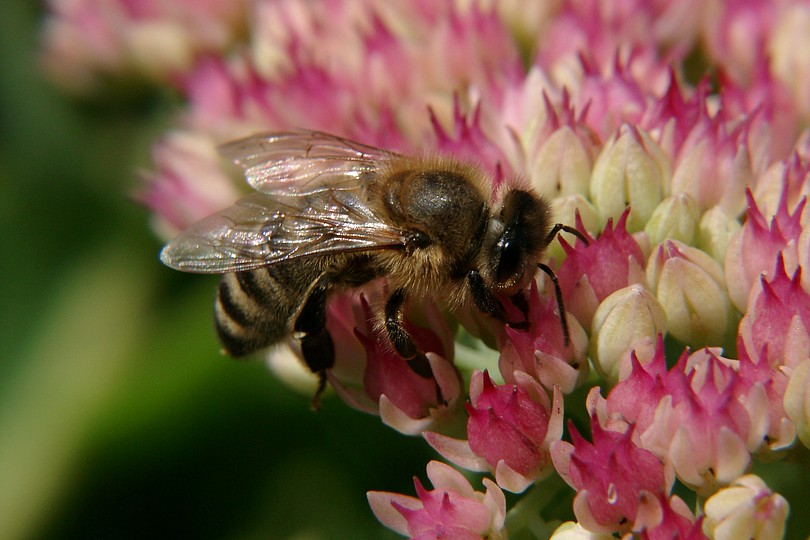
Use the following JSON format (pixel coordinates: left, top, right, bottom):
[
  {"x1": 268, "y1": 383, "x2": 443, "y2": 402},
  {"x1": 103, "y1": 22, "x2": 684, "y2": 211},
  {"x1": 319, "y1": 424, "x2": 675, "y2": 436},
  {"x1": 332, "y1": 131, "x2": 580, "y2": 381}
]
[
  {"x1": 467, "y1": 269, "x2": 505, "y2": 319},
  {"x1": 294, "y1": 283, "x2": 334, "y2": 409},
  {"x1": 467, "y1": 269, "x2": 528, "y2": 329},
  {"x1": 546, "y1": 222, "x2": 589, "y2": 245},
  {"x1": 538, "y1": 262, "x2": 572, "y2": 347}
]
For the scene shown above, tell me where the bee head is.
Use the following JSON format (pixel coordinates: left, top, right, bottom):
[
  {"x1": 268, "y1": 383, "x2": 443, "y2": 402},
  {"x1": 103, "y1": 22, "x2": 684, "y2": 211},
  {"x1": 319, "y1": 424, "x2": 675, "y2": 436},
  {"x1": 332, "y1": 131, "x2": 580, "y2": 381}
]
[{"x1": 483, "y1": 189, "x2": 553, "y2": 292}]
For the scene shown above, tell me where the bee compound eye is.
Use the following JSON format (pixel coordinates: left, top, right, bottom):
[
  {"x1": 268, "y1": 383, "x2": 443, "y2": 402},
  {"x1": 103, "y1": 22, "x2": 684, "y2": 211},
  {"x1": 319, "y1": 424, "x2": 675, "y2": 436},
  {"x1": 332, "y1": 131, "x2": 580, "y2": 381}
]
[{"x1": 496, "y1": 238, "x2": 522, "y2": 283}]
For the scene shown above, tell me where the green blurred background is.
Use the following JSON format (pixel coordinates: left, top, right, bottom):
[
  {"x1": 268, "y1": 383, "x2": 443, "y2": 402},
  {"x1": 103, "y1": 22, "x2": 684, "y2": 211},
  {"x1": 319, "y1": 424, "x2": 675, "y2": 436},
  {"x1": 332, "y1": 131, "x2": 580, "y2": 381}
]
[{"x1": 0, "y1": 3, "x2": 431, "y2": 538}]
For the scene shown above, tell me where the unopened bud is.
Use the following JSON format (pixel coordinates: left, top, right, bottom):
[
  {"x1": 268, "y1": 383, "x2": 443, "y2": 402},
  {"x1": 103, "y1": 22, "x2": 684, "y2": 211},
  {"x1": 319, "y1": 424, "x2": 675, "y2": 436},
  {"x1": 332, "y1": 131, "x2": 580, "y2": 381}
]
[
  {"x1": 696, "y1": 205, "x2": 742, "y2": 263},
  {"x1": 644, "y1": 193, "x2": 701, "y2": 246},
  {"x1": 590, "y1": 124, "x2": 671, "y2": 232},
  {"x1": 703, "y1": 475, "x2": 789, "y2": 540},
  {"x1": 590, "y1": 284, "x2": 668, "y2": 384},
  {"x1": 647, "y1": 241, "x2": 733, "y2": 348}
]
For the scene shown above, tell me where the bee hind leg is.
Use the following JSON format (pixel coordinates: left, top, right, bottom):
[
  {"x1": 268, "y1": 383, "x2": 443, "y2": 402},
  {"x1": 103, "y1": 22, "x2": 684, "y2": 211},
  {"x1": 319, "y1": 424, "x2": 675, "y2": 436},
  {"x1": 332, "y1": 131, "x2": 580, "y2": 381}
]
[{"x1": 294, "y1": 283, "x2": 334, "y2": 410}]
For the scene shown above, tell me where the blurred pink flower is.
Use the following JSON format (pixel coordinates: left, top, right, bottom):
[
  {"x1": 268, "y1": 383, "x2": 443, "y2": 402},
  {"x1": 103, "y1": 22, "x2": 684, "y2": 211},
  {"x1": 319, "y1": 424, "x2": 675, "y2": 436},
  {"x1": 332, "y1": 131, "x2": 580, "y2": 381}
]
[
  {"x1": 701, "y1": 0, "x2": 775, "y2": 85},
  {"x1": 368, "y1": 460, "x2": 507, "y2": 540},
  {"x1": 523, "y1": 90, "x2": 600, "y2": 201},
  {"x1": 184, "y1": 0, "x2": 521, "y2": 148},
  {"x1": 534, "y1": 0, "x2": 693, "y2": 98},
  {"x1": 668, "y1": 105, "x2": 756, "y2": 216},
  {"x1": 41, "y1": 0, "x2": 248, "y2": 90},
  {"x1": 138, "y1": 130, "x2": 240, "y2": 236},
  {"x1": 753, "y1": 152, "x2": 810, "y2": 224}
]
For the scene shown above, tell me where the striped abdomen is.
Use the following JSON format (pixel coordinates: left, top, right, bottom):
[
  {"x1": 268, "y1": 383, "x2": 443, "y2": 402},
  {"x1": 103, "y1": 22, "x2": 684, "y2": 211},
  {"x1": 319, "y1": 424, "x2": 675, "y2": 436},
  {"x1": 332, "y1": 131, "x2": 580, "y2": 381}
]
[{"x1": 214, "y1": 258, "x2": 325, "y2": 357}]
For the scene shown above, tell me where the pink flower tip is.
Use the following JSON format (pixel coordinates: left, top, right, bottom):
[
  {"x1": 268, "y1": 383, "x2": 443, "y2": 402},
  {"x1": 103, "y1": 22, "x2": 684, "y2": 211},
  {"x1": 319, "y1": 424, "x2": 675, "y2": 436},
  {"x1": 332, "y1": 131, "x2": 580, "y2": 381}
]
[
  {"x1": 368, "y1": 461, "x2": 506, "y2": 539},
  {"x1": 552, "y1": 415, "x2": 668, "y2": 534}
]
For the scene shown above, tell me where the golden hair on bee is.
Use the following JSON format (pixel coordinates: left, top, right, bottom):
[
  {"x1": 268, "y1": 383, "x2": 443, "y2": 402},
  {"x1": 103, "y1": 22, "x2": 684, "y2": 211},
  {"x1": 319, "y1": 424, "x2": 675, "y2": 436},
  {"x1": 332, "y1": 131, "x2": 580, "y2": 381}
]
[{"x1": 160, "y1": 129, "x2": 568, "y2": 405}]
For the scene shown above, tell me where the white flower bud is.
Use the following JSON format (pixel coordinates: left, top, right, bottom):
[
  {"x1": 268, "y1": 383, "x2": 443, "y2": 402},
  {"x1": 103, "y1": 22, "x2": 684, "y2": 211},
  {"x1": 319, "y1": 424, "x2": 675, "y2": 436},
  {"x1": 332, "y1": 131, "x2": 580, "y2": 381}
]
[
  {"x1": 770, "y1": 3, "x2": 810, "y2": 117},
  {"x1": 644, "y1": 193, "x2": 701, "y2": 246},
  {"x1": 647, "y1": 241, "x2": 734, "y2": 347},
  {"x1": 531, "y1": 126, "x2": 594, "y2": 198},
  {"x1": 549, "y1": 521, "x2": 614, "y2": 539},
  {"x1": 703, "y1": 475, "x2": 789, "y2": 540},
  {"x1": 590, "y1": 124, "x2": 671, "y2": 232},
  {"x1": 590, "y1": 284, "x2": 667, "y2": 384},
  {"x1": 784, "y1": 359, "x2": 810, "y2": 450},
  {"x1": 696, "y1": 205, "x2": 742, "y2": 263}
]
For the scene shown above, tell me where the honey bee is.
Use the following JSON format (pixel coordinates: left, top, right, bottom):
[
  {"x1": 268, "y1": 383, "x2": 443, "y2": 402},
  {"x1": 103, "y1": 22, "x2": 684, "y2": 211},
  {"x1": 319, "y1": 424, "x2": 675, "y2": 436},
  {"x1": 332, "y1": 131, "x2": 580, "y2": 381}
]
[{"x1": 160, "y1": 130, "x2": 576, "y2": 398}]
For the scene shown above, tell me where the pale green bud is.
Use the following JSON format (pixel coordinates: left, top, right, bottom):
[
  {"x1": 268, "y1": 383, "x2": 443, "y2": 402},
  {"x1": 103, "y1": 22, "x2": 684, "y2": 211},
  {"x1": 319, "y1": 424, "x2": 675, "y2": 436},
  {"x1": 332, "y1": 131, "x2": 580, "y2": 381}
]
[
  {"x1": 590, "y1": 124, "x2": 671, "y2": 232},
  {"x1": 784, "y1": 359, "x2": 810, "y2": 450},
  {"x1": 696, "y1": 206, "x2": 742, "y2": 262},
  {"x1": 589, "y1": 284, "x2": 667, "y2": 384},
  {"x1": 646, "y1": 241, "x2": 734, "y2": 348},
  {"x1": 551, "y1": 194, "x2": 600, "y2": 234},
  {"x1": 549, "y1": 521, "x2": 614, "y2": 539},
  {"x1": 703, "y1": 475, "x2": 789, "y2": 540},
  {"x1": 531, "y1": 125, "x2": 594, "y2": 198},
  {"x1": 644, "y1": 193, "x2": 701, "y2": 246}
]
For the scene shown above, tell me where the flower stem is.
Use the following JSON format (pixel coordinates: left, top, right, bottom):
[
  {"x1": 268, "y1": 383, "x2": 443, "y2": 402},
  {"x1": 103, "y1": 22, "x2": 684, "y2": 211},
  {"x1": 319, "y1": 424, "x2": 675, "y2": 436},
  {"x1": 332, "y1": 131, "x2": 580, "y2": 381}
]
[
  {"x1": 504, "y1": 474, "x2": 569, "y2": 538},
  {"x1": 453, "y1": 331, "x2": 503, "y2": 383}
]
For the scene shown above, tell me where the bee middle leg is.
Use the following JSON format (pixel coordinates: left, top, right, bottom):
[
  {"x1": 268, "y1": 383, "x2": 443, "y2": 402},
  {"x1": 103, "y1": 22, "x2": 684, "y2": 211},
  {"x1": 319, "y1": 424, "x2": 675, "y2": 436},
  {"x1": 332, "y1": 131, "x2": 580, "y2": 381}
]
[
  {"x1": 294, "y1": 282, "x2": 334, "y2": 408},
  {"x1": 384, "y1": 288, "x2": 434, "y2": 378}
]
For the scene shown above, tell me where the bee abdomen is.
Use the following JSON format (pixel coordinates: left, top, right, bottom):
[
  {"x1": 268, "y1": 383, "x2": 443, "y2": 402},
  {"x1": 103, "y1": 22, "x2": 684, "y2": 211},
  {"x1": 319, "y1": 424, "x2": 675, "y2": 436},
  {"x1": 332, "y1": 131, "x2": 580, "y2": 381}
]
[{"x1": 214, "y1": 263, "x2": 321, "y2": 357}]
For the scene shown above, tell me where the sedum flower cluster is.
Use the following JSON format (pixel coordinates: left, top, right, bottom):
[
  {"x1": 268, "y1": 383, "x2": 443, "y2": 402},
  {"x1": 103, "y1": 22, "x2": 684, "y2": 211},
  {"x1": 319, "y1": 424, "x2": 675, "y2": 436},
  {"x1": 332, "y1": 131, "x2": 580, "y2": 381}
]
[{"x1": 42, "y1": 0, "x2": 810, "y2": 538}]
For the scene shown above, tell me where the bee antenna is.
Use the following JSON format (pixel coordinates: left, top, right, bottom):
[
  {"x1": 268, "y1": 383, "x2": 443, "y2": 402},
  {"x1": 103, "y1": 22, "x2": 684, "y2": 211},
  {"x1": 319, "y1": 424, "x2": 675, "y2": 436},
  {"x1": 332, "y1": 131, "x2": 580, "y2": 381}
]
[
  {"x1": 538, "y1": 262, "x2": 572, "y2": 347},
  {"x1": 546, "y1": 223, "x2": 590, "y2": 245}
]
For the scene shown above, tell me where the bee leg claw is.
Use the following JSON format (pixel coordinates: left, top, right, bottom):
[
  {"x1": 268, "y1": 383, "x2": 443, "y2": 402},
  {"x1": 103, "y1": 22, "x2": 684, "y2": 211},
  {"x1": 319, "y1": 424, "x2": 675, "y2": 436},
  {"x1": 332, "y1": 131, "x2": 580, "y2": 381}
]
[
  {"x1": 406, "y1": 354, "x2": 433, "y2": 378},
  {"x1": 407, "y1": 354, "x2": 446, "y2": 404},
  {"x1": 507, "y1": 320, "x2": 530, "y2": 331}
]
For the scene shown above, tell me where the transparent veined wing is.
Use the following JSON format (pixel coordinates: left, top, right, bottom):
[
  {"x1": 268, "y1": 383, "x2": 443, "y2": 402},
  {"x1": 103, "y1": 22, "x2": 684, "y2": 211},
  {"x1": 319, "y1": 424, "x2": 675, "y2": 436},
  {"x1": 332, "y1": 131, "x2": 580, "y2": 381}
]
[
  {"x1": 160, "y1": 190, "x2": 408, "y2": 274},
  {"x1": 218, "y1": 129, "x2": 402, "y2": 195}
]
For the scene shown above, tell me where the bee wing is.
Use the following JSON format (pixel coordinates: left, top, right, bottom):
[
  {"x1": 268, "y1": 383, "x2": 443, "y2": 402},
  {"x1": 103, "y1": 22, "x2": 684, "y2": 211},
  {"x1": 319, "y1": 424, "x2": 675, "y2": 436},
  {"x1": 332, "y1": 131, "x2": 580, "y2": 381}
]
[
  {"x1": 160, "y1": 190, "x2": 407, "y2": 274},
  {"x1": 218, "y1": 129, "x2": 401, "y2": 195}
]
